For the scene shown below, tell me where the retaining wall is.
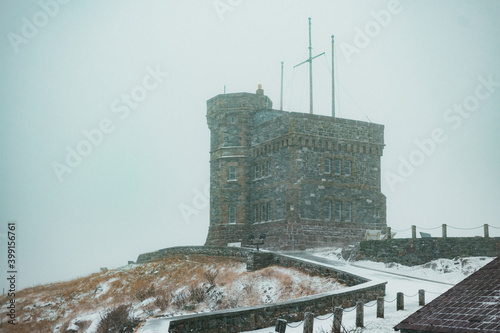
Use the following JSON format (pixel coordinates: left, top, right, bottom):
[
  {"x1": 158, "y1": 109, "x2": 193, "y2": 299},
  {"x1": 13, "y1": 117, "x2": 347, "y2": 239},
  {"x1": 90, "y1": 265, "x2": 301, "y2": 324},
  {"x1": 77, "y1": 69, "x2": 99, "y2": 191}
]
[
  {"x1": 137, "y1": 246, "x2": 368, "y2": 286},
  {"x1": 167, "y1": 281, "x2": 385, "y2": 333},
  {"x1": 136, "y1": 246, "x2": 251, "y2": 264},
  {"x1": 358, "y1": 237, "x2": 500, "y2": 266}
]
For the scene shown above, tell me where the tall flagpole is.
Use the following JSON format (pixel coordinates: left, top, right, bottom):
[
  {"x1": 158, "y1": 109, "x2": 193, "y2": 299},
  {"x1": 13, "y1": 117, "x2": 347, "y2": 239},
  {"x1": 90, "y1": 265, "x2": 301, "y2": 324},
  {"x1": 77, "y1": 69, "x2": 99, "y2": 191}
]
[
  {"x1": 294, "y1": 17, "x2": 324, "y2": 114},
  {"x1": 308, "y1": 17, "x2": 313, "y2": 114},
  {"x1": 331, "y1": 35, "x2": 335, "y2": 118},
  {"x1": 280, "y1": 61, "x2": 284, "y2": 111}
]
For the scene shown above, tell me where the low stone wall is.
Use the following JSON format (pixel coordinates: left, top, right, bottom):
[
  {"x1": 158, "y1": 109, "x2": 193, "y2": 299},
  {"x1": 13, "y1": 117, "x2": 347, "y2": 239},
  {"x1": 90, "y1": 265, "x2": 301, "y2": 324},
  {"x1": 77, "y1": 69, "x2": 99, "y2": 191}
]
[
  {"x1": 137, "y1": 246, "x2": 368, "y2": 286},
  {"x1": 259, "y1": 252, "x2": 368, "y2": 286},
  {"x1": 167, "y1": 281, "x2": 385, "y2": 333},
  {"x1": 136, "y1": 246, "x2": 251, "y2": 264},
  {"x1": 358, "y1": 237, "x2": 500, "y2": 266}
]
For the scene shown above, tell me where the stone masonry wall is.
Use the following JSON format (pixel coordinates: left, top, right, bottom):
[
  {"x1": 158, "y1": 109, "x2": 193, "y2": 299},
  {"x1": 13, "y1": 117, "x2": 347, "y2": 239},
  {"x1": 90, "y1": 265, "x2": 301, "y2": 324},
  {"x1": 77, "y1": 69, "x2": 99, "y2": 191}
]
[
  {"x1": 136, "y1": 246, "x2": 369, "y2": 286},
  {"x1": 358, "y1": 237, "x2": 500, "y2": 266},
  {"x1": 205, "y1": 91, "x2": 387, "y2": 250},
  {"x1": 136, "y1": 246, "x2": 250, "y2": 264},
  {"x1": 167, "y1": 281, "x2": 385, "y2": 333}
]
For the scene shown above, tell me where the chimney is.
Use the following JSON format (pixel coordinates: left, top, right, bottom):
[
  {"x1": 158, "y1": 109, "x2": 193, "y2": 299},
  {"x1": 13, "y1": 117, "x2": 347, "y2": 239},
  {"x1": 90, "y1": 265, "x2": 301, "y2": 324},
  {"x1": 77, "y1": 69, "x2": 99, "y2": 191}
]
[{"x1": 256, "y1": 84, "x2": 264, "y2": 95}]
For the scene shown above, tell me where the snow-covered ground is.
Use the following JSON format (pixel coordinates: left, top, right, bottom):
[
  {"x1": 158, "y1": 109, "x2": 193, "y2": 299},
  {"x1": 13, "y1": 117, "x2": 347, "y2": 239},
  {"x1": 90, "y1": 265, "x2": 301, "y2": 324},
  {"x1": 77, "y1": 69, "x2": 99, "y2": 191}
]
[
  {"x1": 134, "y1": 252, "x2": 495, "y2": 333},
  {"x1": 242, "y1": 252, "x2": 494, "y2": 333}
]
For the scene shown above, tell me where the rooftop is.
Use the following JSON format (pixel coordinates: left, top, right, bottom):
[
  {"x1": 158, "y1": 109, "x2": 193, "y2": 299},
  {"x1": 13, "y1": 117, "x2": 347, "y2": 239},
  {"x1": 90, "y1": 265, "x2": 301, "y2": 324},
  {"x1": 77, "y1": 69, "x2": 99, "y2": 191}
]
[{"x1": 394, "y1": 256, "x2": 500, "y2": 333}]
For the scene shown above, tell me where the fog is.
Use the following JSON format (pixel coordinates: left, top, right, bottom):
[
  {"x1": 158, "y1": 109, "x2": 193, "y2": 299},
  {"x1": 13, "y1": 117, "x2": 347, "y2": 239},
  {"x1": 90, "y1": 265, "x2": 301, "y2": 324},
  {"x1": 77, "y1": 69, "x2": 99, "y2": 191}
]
[{"x1": 1, "y1": 0, "x2": 499, "y2": 290}]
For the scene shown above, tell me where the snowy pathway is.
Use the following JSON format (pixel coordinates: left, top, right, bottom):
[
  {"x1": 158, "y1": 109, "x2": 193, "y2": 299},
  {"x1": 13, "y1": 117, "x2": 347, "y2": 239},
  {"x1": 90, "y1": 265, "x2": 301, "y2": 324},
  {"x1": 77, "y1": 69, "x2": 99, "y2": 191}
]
[
  {"x1": 139, "y1": 253, "x2": 490, "y2": 333},
  {"x1": 243, "y1": 252, "x2": 455, "y2": 333}
]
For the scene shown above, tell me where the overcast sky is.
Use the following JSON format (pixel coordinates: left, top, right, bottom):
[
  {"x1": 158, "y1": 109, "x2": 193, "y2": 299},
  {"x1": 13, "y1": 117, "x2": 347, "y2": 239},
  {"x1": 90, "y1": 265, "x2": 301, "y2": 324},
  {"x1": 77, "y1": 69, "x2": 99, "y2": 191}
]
[{"x1": 1, "y1": 0, "x2": 499, "y2": 290}]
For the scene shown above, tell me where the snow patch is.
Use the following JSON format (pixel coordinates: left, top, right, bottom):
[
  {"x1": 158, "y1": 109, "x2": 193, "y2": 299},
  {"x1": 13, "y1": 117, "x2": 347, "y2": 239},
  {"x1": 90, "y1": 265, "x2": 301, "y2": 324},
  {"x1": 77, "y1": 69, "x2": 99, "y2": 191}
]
[
  {"x1": 95, "y1": 277, "x2": 119, "y2": 297},
  {"x1": 356, "y1": 256, "x2": 494, "y2": 284}
]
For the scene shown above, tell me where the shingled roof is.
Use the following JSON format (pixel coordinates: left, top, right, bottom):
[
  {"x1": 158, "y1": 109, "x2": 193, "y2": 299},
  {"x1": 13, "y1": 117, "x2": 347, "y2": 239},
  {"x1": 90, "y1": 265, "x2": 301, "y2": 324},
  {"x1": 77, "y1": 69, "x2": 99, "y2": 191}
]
[{"x1": 394, "y1": 256, "x2": 500, "y2": 333}]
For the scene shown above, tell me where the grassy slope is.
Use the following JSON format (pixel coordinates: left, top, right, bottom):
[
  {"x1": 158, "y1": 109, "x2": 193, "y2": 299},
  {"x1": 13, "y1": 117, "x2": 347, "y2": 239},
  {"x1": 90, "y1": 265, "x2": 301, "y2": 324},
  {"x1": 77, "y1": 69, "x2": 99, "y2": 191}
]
[{"x1": 0, "y1": 255, "x2": 346, "y2": 333}]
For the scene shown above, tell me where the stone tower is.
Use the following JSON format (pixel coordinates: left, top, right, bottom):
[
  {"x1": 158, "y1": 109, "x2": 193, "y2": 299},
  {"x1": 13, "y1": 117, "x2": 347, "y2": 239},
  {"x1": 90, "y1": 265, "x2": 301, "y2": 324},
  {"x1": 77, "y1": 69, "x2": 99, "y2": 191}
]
[{"x1": 205, "y1": 86, "x2": 386, "y2": 250}]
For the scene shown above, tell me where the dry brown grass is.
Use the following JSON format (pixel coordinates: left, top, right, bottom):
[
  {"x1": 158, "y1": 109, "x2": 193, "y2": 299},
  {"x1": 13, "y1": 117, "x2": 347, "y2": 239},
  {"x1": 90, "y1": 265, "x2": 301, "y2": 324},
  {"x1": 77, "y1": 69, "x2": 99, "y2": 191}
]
[{"x1": 0, "y1": 255, "x2": 346, "y2": 332}]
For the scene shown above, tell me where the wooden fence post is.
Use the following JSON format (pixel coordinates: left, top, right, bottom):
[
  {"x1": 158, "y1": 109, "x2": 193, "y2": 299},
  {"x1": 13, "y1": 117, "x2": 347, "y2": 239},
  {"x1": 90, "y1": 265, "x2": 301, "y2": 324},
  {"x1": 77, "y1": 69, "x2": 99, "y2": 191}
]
[
  {"x1": 397, "y1": 292, "x2": 404, "y2": 311},
  {"x1": 356, "y1": 301, "x2": 364, "y2": 328},
  {"x1": 484, "y1": 224, "x2": 489, "y2": 238},
  {"x1": 376, "y1": 297, "x2": 384, "y2": 318},
  {"x1": 412, "y1": 225, "x2": 416, "y2": 239},
  {"x1": 387, "y1": 227, "x2": 392, "y2": 240},
  {"x1": 333, "y1": 307, "x2": 343, "y2": 333},
  {"x1": 303, "y1": 312, "x2": 314, "y2": 333},
  {"x1": 419, "y1": 289, "x2": 425, "y2": 306},
  {"x1": 275, "y1": 319, "x2": 287, "y2": 333},
  {"x1": 442, "y1": 224, "x2": 447, "y2": 238}
]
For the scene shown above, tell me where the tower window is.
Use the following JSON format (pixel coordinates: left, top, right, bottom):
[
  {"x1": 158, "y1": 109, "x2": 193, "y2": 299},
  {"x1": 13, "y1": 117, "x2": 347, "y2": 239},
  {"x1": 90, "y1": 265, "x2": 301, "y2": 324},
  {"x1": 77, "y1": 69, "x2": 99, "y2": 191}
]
[
  {"x1": 254, "y1": 205, "x2": 258, "y2": 223},
  {"x1": 267, "y1": 161, "x2": 271, "y2": 176},
  {"x1": 261, "y1": 163, "x2": 266, "y2": 177},
  {"x1": 230, "y1": 116, "x2": 235, "y2": 124},
  {"x1": 260, "y1": 204, "x2": 266, "y2": 222},
  {"x1": 345, "y1": 202, "x2": 352, "y2": 222},
  {"x1": 228, "y1": 166, "x2": 236, "y2": 180},
  {"x1": 325, "y1": 200, "x2": 332, "y2": 220},
  {"x1": 334, "y1": 159, "x2": 342, "y2": 175},
  {"x1": 324, "y1": 158, "x2": 331, "y2": 174},
  {"x1": 229, "y1": 206, "x2": 236, "y2": 224},
  {"x1": 267, "y1": 202, "x2": 272, "y2": 221},
  {"x1": 334, "y1": 201, "x2": 342, "y2": 222},
  {"x1": 345, "y1": 161, "x2": 352, "y2": 176},
  {"x1": 254, "y1": 165, "x2": 260, "y2": 179}
]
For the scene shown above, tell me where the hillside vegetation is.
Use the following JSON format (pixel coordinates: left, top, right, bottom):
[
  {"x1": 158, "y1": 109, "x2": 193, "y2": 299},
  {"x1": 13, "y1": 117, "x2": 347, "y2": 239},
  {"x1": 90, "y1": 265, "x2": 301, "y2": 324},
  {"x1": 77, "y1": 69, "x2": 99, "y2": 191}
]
[{"x1": 0, "y1": 255, "x2": 346, "y2": 333}]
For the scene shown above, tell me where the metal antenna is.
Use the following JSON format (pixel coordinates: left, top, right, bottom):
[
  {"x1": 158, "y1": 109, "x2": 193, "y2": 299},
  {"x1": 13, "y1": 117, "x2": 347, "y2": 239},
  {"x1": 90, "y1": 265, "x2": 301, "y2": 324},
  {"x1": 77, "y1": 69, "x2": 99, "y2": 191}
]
[
  {"x1": 280, "y1": 61, "x2": 284, "y2": 111},
  {"x1": 331, "y1": 35, "x2": 335, "y2": 118},
  {"x1": 294, "y1": 17, "x2": 325, "y2": 114}
]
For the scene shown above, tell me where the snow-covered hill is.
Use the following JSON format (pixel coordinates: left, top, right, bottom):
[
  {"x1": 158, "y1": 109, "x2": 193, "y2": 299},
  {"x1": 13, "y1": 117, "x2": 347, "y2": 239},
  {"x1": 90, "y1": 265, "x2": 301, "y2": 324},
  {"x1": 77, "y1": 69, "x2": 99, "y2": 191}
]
[
  {"x1": 0, "y1": 254, "x2": 345, "y2": 333},
  {"x1": 2, "y1": 250, "x2": 493, "y2": 333}
]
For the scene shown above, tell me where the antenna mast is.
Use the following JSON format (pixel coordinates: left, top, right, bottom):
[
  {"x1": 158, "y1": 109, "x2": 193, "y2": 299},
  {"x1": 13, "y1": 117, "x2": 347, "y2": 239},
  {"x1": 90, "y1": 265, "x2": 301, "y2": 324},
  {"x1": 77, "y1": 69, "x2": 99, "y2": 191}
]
[
  {"x1": 280, "y1": 61, "x2": 284, "y2": 111},
  {"x1": 331, "y1": 35, "x2": 335, "y2": 118},
  {"x1": 294, "y1": 17, "x2": 324, "y2": 114}
]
